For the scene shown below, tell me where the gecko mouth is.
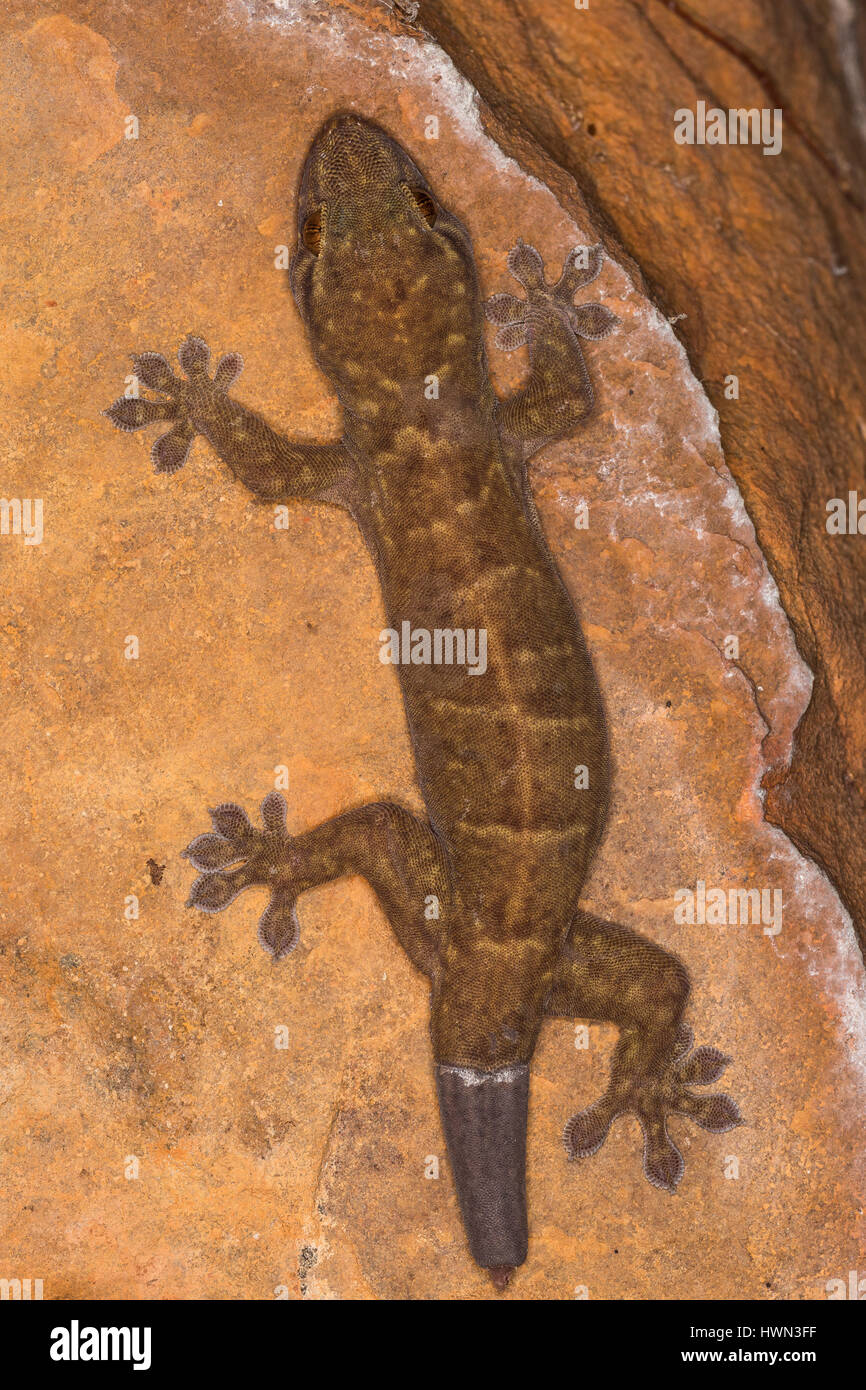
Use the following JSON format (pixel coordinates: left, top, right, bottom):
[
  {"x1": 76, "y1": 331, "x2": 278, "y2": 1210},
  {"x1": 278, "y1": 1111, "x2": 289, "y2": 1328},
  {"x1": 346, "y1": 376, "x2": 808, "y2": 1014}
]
[{"x1": 435, "y1": 1063, "x2": 530, "y2": 1282}]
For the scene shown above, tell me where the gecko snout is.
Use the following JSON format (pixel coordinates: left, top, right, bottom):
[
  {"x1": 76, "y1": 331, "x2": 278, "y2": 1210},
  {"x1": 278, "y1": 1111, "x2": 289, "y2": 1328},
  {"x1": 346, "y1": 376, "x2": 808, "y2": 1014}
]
[{"x1": 306, "y1": 111, "x2": 396, "y2": 198}]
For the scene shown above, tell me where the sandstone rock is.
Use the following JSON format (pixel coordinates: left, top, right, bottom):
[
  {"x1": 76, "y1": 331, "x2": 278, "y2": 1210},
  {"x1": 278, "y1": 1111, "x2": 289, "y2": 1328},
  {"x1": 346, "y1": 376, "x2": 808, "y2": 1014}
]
[{"x1": 0, "y1": 0, "x2": 863, "y2": 1300}]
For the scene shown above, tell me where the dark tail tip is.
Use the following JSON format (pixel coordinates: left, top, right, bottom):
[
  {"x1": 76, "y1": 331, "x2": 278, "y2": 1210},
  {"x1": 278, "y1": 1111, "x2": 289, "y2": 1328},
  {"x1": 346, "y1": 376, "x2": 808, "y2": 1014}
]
[
  {"x1": 435, "y1": 1063, "x2": 530, "y2": 1273},
  {"x1": 488, "y1": 1264, "x2": 515, "y2": 1293}
]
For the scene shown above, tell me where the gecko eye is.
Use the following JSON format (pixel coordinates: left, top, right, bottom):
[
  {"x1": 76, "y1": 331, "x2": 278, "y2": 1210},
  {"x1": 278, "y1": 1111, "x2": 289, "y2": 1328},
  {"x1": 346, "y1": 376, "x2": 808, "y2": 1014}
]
[
  {"x1": 302, "y1": 210, "x2": 323, "y2": 255},
  {"x1": 407, "y1": 186, "x2": 437, "y2": 227}
]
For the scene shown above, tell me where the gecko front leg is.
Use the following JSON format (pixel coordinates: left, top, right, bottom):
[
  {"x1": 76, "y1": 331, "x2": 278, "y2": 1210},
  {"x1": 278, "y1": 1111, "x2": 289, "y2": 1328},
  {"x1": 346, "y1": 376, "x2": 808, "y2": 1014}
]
[
  {"x1": 485, "y1": 240, "x2": 617, "y2": 457},
  {"x1": 546, "y1": 909, "x2": 742, "y2": 1191},
  {"x1": 105, "y1": 335, "x2": 351, "y2": 503}
]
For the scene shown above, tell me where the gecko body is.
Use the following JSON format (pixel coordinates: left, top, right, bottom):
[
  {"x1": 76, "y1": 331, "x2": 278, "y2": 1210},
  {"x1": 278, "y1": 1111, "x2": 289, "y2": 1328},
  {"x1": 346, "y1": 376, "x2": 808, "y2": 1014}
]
[{"x1": 106, "y1": 114, "x2": 741, "y2": 1290}]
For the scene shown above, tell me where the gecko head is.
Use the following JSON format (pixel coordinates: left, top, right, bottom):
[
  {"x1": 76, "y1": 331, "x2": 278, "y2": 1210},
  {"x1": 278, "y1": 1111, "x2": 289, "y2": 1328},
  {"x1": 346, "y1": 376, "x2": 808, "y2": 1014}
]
[{"x1": 291, "y1": 112, "x2": 485, "y2": 420}]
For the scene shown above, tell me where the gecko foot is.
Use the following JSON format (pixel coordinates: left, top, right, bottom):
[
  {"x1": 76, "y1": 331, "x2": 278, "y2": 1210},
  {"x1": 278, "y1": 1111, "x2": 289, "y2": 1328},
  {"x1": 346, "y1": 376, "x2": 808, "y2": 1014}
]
[
  {"x1": 484, "y1": 239, "x2": 618, "y2": 352},
  {"x1": 103, "y1": 335, "x2": 244, "y2": 474},
  {"x1": 182, "y1": 790, "x2": 301, "y2": 960},
  {"x1": 564, "y1": 1024, "x2": 742, "y2": 1193}
]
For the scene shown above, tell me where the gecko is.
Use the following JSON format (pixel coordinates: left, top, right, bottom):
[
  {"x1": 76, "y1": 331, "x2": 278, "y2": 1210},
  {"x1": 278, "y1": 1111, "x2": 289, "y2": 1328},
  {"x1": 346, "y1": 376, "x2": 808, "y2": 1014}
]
[{"x1": 105, "y1": 112, "x2": 741, "y2": 1292}]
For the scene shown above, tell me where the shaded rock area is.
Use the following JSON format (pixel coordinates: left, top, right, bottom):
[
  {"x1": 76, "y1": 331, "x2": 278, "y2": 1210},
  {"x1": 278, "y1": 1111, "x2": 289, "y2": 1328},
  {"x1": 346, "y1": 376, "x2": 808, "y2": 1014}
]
[{"x1": 0, "y1": 0, "x2": 863, "y2": 1299}]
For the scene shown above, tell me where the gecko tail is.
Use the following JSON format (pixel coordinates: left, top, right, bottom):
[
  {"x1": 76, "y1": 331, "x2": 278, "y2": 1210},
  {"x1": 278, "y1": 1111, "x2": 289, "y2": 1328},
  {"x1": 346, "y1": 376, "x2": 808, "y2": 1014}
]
[{"x1": 435, "y1": 1063, "x2": 529, "y2": 1287}]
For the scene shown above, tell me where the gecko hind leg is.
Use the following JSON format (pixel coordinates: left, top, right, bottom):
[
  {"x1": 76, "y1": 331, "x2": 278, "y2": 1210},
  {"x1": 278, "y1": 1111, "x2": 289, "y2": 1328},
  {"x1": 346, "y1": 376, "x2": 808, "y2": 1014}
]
[
  {"x1": 183, "y1": 792, "x2": 448, "y2": 974},
  {"x1": 547, "y1": 909, "x2": 742, "y2": 1192}
]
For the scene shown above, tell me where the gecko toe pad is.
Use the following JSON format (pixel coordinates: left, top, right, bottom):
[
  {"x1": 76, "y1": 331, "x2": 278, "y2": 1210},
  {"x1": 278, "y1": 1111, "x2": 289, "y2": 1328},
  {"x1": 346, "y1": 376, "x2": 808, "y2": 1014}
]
[
  {"x1": 563, "y1": 1098, "x2": 614, "y2": 1159},
  {"x1": 182, "y1": 791, "x2": 302, "y2": 960},
  {"x1": 103, "y1": 397, "x2": 177, "y2": 432},
  {"x1": 640, "y1": 1117, "x2": 685, "y2": 1193},
  {"x1": 133, "y1": 352, "x2": 181, "y2": 393},
  {"x1": 567, "y1": 302, "x2": 618, "y2": 341},
  {"x1": 178, "y1": 335, "x2": 211, "y2": 376},
  {"x1": 214, "y1": 351, "x2": 244, "y2": 389},
  {"x1": 152, "y1": 421, "x2": 196, "y2": 474},
  {"x1": 257, "y1": 887, "x2": 301, "y2": 961}
]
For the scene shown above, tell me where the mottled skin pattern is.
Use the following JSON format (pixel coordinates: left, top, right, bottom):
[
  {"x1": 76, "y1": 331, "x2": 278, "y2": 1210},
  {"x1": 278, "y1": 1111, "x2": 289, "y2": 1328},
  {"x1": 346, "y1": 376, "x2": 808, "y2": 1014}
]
[{"x1": 106, "y1": 114, "x2": 741, "y2": 1289}]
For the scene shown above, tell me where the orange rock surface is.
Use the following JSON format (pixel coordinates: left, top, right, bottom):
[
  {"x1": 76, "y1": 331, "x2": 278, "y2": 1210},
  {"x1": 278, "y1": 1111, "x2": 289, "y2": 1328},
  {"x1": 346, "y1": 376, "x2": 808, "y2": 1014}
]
[{"x1": 0, "y1": 0, "x2": 863, "y2": 1299}]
